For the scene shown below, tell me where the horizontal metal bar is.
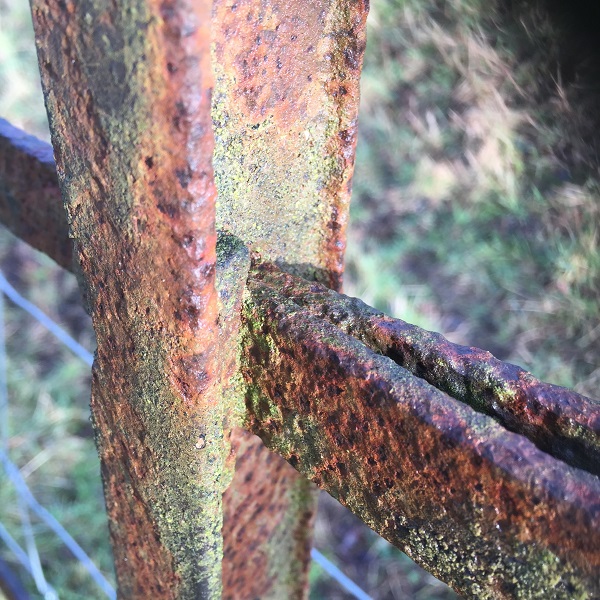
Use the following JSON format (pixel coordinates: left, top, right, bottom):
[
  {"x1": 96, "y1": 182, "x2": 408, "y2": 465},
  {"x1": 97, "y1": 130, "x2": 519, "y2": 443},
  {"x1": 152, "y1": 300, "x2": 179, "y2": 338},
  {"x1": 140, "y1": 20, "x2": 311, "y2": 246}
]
[
  {"x1": 0, "y1": 119, "x2": 72, "y2": 270},
  {"x1": 242, "y1": 268, "x2": 600, "y2": 599},
  {"x1": 252, "y1": 264, "x2": 600, "y2": 477}
]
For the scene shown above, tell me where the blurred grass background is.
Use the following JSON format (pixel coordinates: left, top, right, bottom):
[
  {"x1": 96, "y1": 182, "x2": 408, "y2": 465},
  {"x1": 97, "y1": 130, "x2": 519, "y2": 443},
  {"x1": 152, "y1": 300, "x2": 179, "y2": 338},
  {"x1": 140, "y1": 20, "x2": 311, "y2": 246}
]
[{"x1": 1, "y1": 0, "x2": 599, "y2": 598}]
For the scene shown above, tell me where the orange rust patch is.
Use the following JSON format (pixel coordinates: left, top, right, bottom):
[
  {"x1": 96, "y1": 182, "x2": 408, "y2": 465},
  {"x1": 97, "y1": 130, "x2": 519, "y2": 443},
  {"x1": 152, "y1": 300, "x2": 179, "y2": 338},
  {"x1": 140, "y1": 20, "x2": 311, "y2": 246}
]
[
  {"x1": 242, "y1": 269, "x2": 600, "y2": 599},
  {"x1": 212, "y1": 0, "x2": 369, "y2": 290},
  {"x1": 223, "y1": 428, "x2": 317, "y2": 600}
]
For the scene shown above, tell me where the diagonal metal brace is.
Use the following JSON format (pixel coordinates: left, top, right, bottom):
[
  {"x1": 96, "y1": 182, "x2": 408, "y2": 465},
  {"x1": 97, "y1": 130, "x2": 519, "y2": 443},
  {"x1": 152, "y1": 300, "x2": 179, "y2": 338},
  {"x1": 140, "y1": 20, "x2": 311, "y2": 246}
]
[{"x1": 243, "y1": 263, "x2": 600, "y2": 599}]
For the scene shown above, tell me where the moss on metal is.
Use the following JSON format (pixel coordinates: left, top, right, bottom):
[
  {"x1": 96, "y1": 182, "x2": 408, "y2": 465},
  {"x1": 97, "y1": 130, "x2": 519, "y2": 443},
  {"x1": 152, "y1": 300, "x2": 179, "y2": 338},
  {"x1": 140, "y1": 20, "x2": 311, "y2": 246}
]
[
  {"x1": 250, "y1": 264, "x2": 600, "y2": 476},
  {"x1": 31, "y1": 0, "x2": 226, "y2": 597},
  {"x1": 212, "y1": 0, "x2": 368, "y2": 290},
  {"x1": 240, "y1": 268, "x2": 600, "y2": 599}
]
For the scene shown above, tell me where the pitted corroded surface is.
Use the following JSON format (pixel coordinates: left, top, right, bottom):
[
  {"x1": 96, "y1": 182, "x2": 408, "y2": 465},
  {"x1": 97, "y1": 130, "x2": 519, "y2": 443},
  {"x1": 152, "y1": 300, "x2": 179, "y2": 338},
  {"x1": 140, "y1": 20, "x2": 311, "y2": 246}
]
[
  {"x1": 212, "y1": 0, "x2": 369, "y2": 290},
  {"x1": 251, "y1": 264, "x2": 600, "y2": 477},
  {"x1": 0, "y1": 118, "x2": 71, "y2": 269},
  {"x1": 217, "y1": 234, "x2": 318, "y2": 600},
  {"x1": 31, "y1": 1, "x2": 222, "y2": 597},
  {"x1": 223, "y1": 427, "x2": 317, "y2": 600},
  {"x1": 241, "y1": 272, "x2": 600, "y2": 599}
]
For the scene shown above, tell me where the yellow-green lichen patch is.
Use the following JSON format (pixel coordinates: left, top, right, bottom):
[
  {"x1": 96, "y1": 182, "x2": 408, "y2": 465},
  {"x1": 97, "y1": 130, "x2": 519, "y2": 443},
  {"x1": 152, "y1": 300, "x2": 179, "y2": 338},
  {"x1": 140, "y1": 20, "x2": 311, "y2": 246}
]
[
  {"x1": 240, "y1": 273, "x2": 600, "y2": 599},
  {"x1": 212, "y1": 0, "x2": 368, "y2": 290},
  {"x1": 32, "y1": 0, "x2": 226, "y2": 596}
]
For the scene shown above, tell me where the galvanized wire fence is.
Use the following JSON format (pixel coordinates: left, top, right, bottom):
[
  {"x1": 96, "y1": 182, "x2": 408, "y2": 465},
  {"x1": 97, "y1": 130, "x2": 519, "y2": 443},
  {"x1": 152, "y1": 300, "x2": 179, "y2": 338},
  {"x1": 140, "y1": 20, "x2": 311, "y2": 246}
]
[{"x1": 0, "y1": 253, "x2": 371, "y2": 600}]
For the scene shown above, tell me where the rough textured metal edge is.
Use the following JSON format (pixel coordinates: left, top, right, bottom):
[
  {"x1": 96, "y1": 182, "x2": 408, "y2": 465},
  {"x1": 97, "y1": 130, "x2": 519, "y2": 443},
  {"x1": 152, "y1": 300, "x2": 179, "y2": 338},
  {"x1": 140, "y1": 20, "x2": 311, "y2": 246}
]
[
  {"x1": 223, "y1": 427, "x2": 318, "y2": 600},
  {"x1": 217, "y1": 233, "x2": 317, "y2": 600},
  {"x1": 31, "y1": 1, "x2": 224, "y2": 597},
  {"x1": 0, "y1": 118, "x2": 72, "y2": 270},
  {"x1": 251, "y1": 264, "x2": 600, "y2": 477},
  {"x1": 212, "y1": 0, "x2": 369, "y2": 290},
  {"x1": 241, "y1": 271, "x2": 600, "y2": 599}
]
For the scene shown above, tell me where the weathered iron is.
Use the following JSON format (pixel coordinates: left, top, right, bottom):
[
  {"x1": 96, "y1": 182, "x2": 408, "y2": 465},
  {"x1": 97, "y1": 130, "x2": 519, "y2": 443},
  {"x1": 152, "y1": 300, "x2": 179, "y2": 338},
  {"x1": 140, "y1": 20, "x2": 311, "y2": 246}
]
[
  {"x1": 0, "y1": 118, "x2": 71, "y2": 270},
  {"x1": 30, "y1": 0, "x2": 226, "y2": 596},
  {"x1": 223, "y1": 427, "x2": 317, "y2": 599},
  {"x1": 0, "y1": 0, "x2": 598, "y2": 595},
  {"x1": 251, "y1": 264, "x2": 600, "y2": 477},
  {"x1": 213, "y1": 1, "x2": 370, "y2": 597},
  {"x1": 217, "y1": 233, "x2": 318, "y2": 600},
  {"x1": 212, "y1": 0, "x2": 369, "y2": 290},
  {"x1": 1, "y1": 123, "x2": 600, "y2": 598},
  {"x1": 242, "y1": 264, "x2": 600, "y2": 599},
  {"x1": 26, "y1": 0, "x2": 370, "y2": 597}
]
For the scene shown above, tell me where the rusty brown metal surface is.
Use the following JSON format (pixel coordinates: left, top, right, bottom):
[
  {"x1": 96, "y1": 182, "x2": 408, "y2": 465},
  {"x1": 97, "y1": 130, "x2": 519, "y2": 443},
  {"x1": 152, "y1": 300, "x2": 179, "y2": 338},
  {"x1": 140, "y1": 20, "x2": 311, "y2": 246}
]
[
  {"x1": 223, "y1": 427, "x2": 317, "y2": 600},
  {"x1": 242, "y1": 265, "x2": 600, "y2": 600},
  {"x1": 216, "y1": 233, "x2": 318, "y2": 600},
  {"x1": 251, "y1": 264, "x2": 600, "y2": 477},
  {"x1": 212, "y1": 0, "x2": 369, "y2": 290},
  {"x1": 212, "y1": 1, "x2": 370, "y2": 597},
  {"x1": 0, "y1": 118, "x2": 71, "y2": 270},
  {"x1": 31, "y1": 0, "x2": 224, "y2": 597},
  {"x1": 30, "y1": 0, "x2": 352, "y2": 595},
  {"x1": 2, "y1": 123, "x2": 600, "y2": 596}
]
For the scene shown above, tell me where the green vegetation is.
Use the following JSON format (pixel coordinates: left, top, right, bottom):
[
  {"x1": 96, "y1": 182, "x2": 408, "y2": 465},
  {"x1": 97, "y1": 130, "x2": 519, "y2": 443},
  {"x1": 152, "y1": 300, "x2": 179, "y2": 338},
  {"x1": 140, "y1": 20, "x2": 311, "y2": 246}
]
[
  {"x1": 1, "y1": 0, "x2": 598, "y2": 598},
  {"x1": 0, "y1": 235, "x2": 113, "y2": 599}
]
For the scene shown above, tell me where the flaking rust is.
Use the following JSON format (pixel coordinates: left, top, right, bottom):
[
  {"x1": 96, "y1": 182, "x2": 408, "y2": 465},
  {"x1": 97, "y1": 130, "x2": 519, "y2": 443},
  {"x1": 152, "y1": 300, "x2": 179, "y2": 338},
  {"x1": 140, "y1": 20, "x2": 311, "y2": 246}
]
[
  {"x1": 241, "y1": 268, "x2": 600, "y2": 600},
  {"x1": 31, "y1": 0, "x2": 223, "y2": 597},
  {"x1": 212, "y1": 0, "x2": 369, "y2": 290}
]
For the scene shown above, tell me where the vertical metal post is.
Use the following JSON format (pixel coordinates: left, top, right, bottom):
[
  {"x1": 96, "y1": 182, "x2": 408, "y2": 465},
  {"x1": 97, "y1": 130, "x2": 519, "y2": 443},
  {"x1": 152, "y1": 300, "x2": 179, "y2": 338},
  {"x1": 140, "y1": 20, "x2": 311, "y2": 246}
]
[
  {"x1": 31, "y1": 1, "x2": 224, "y2": 596},
  {"x1": 213, "y1": 2, "x2": 369, "y2": 597},
  {"x1": 30, "y1": 0, "x2": 368, "y2": 597}
]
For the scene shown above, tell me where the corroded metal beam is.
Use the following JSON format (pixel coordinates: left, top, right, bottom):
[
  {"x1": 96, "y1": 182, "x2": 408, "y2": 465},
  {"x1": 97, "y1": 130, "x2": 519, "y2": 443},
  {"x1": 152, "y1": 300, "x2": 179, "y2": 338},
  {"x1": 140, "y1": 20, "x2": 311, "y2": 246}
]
[
  {"x1": 0, "y1": 118, "x2": 71, "y2": 270},
  {"x1": 251, "y1": 264, "x2": 600, "y2": 477},
  {"x1": 242, "y1": 264, "x2": 600, "y2": 600},
  {"x1": 214, "y1": 1, "x2": 370, "y2": 597},
  {"x1": 29, "y1": 1, "x2": 228, "y2": 597},
  {"x1": 212, "y1": 0, "x2": 369, "y2": 290},
  {"x1": 27, "y1": 0, "x2": 370, "y2": 597}
]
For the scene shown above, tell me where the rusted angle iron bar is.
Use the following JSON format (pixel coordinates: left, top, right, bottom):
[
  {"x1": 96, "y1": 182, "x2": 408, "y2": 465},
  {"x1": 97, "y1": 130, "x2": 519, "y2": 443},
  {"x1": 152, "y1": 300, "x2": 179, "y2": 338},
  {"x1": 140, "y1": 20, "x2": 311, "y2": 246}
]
[
  {"x1": 243, "y1": 264, "x2": 600, "y2": 599},
  {"x1": 251, "y1": 264, "x2": 600, "y2": 477},
  {"x1": 1, "y1": 123, "x2": 599, "y2": 597},
  {"x1": 0, "y1": 118, "x2": 72, "y2": 270}
]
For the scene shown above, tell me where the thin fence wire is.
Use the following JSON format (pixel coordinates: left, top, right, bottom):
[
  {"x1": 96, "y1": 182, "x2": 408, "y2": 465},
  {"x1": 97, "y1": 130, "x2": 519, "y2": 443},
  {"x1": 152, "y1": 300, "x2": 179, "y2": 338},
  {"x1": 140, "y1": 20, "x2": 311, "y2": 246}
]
[{"x1": 0, "y1": 267, "x2": 372, "y2": 600}]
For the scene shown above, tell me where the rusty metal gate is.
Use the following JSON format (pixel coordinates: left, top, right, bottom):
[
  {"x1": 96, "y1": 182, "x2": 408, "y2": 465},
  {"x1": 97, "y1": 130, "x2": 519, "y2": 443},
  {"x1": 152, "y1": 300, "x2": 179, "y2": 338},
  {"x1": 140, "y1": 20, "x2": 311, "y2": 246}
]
[{"x1": 0, "y1": 0, "x2": 598, "y2": 598}]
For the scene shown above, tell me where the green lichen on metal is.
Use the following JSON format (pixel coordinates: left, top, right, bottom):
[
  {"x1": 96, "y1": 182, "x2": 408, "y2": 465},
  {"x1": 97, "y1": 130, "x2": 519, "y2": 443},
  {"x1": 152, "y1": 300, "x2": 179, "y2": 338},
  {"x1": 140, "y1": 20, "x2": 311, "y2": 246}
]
[
  {"x1": 38, "y1": 0, "x2": 151, "y2": 232},
  {"x1": 397, "y1": 518, "x2": 591, "y2": 600},
  {"x1": 264, "y1": 472, "x2": 318, "y2": 597},
  {"x1": 249, "y1": 265, "x2": 600, "y2": 475},
  {"x1": 211, "y1": 0, "x2": 368, "y2": 289},
  {"x1": 239, "y1": 271, "x2": 600, "y2": 599},
  {"x1": 211, "y1": 100, "x2": 342, "y2": 280},
  {"x1": 32, "y1": 0, "x2": 226, "y2": 596},
  {"x1": 216, "y1": 231, "x2": 252, "y2": 432}
]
